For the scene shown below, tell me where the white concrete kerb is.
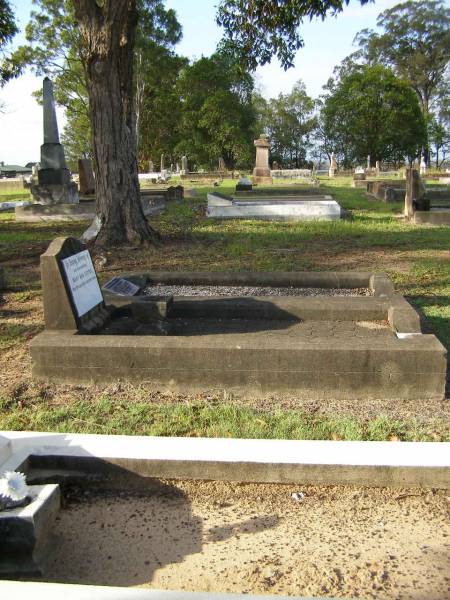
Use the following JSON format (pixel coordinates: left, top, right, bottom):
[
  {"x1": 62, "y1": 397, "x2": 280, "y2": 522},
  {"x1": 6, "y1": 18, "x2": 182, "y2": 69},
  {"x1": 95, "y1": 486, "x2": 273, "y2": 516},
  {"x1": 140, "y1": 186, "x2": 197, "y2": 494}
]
[{"x1": 1, "y1": 432, "x2": 449, "y2": 482}]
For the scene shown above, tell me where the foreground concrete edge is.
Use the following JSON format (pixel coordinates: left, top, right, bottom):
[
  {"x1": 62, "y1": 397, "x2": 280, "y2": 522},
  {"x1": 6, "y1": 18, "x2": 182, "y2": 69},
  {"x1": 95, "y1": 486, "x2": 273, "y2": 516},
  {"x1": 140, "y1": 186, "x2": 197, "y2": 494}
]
[
  {"x1": 0, "y1": 581, "x2": 325, "y2": 600},
  {"x1": 1, "y1": 432, "x2": 449, "y2": 489}
]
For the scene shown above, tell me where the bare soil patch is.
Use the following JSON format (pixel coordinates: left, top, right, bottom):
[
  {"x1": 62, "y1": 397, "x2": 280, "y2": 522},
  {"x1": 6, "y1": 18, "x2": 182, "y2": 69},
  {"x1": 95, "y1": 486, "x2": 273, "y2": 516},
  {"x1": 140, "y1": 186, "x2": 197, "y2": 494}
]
[{"x1": 42, "y1": 480, "x2": 450, "y2": 599}]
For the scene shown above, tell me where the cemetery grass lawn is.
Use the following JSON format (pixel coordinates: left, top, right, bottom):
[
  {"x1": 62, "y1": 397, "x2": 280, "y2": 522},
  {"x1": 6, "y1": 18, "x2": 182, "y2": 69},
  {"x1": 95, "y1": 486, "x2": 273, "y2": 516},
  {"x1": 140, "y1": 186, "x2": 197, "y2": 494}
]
[{"x1": 0, "y1": 177, "x2": 449, "y2": 441}]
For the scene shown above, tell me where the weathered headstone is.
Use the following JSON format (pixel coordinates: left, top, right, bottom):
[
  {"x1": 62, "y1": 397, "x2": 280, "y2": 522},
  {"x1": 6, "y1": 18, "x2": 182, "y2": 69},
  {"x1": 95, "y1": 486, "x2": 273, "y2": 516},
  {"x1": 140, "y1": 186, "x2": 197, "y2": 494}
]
[
  {"x1": 252, "y1": 135, "x2": 273, "y2": 184},
  {"x1": 31, "y1": 78, "x2": 78, "y2": 205},
  {"x1": 160, "y1": 154, "x2": 165, "y2": 172},
  {"x1": 78, "y1": 158, "x2": 95, "y2": 195},
  {"x1": 367, "y1": 155, "x2": 371, "y2": 170},
  {"x1": 40, "y1": 237, "x2": 110, "y2": 332},
  {"x1": 375, "y1": 160, "x2": 380, "y2": 176},
  {"x1": 148, "y1": 160, "x2": 154, "y2": 173},
  {"x1": 328, "y1": 153, "x2": 337, "y2": 178},
  {"x1": 218, "y1": 157, "x2": 226, "y2": 172},
  {"x1": 404, "y1": 168, "x2": 429, "y2": 218},
  {"x1": 272, "y1": 160, "x2": 279, "y2": 170},
  {"x1": 181, "y1": 155, "x2": 188, "y2": 175}
]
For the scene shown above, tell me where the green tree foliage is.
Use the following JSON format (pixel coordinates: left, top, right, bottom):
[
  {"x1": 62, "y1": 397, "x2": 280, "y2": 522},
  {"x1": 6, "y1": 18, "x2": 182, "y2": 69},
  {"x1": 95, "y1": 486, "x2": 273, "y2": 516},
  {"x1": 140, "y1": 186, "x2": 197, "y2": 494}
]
[
  {"x1": 321, "y1": 65, "x2": 427, "y2": 167},
  {"x1": 176, "y1": 53, "x2": 256, "y2": 169},
  {"x1": 216, "y1": 0, "x2": 371, "y2": 70},
  {"x1": 0, "y1": 0, "x2": 19, "y2": 84},
  {"x1": 263, "y1": 81, "x2": 316, "y2": 167},
  {"x1": 136, "y1": 48, "x2": 187, "y2": 170},
  {"x1": 354, "y1": 1, "x2": 450, "y2": 115},
  {"x1": 10, "y1": 0, "x2": 183, "y2": 164}
]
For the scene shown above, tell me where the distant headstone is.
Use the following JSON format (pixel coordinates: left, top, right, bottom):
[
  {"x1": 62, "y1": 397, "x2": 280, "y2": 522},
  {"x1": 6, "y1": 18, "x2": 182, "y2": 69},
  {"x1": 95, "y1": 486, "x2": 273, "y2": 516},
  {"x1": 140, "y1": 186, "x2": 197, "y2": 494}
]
[
  {"x1": 148, "y1": 160, "x2": 154, "y2": 173},
  {"x1": 176, "y1": 163, "x2": 180, "y2": 173},
  {"x1": 181, "y1": 155, "x2": 188, "y2": 175},
  {"x1": 78, "y1": 158, "x2": 95, "y2": 195},
  {"x1": 160, "y1": 154, "x2": 165, "y2": 172},
  {"x1": 236, "y1": 176, "x2": 253, "y2": 191},
  {"x1": 375, "y1": 160, "x2": 380, "y2": 175},
  {"x1": 420, "y1": 154, "x2": 427, "y2": 175},
  {"x1": 252, "y1": 135, "x2": 273, "y2": 184},
  {"x1": 218, "y1": 157, "x2": 226, "y2": 172},
  {"x1": 272, "y1": 160, "x2": 279, "y2": 170},
  {"x1": 329, "y1": 153, "x2": 337, "y2": 178},
  {"x1": 404, "y1": 168, "x2": 429, "y2": 218},
  {"x1": 31, "y1": 78, "x2": 78, "y2": 205},
  {"x1": 367, "y1": 155, "x2": 371, "y2": 170}
]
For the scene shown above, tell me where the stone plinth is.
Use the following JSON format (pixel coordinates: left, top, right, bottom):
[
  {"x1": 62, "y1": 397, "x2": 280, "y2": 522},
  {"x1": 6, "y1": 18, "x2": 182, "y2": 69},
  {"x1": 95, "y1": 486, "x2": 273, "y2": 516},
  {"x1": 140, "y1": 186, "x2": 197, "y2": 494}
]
[
  {"x1": 252, "y1": 136, "x2": 273, "y2": 185},
  {"x1": 30, "y1": 182, "x2": 79, "y2": 205}
]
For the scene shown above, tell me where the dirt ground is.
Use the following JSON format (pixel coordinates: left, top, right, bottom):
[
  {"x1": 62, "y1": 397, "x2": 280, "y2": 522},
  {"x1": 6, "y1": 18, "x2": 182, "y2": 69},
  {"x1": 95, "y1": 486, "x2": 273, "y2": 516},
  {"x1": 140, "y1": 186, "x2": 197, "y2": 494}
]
[{"x1": 42, "y1": 480, "x2": 450, "y2": 599}]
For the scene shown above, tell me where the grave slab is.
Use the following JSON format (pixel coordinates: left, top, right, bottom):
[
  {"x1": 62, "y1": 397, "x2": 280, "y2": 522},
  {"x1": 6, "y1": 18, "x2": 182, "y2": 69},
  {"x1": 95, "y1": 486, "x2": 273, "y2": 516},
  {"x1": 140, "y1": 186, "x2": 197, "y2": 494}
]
[{"x1": 207, "y1": 192, "x2": 342, "y2": 221}]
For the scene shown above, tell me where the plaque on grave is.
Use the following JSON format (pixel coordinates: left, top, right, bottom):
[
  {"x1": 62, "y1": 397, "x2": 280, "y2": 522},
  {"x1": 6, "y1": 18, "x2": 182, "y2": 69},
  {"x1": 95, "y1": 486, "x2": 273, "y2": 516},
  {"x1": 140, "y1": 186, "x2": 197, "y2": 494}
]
[
  {"x1": 102, "y1": 277, "x2": 141, "y2": 296},
  {"x1": 61, "y1": 250, "x2": 103, "y2": 317}
]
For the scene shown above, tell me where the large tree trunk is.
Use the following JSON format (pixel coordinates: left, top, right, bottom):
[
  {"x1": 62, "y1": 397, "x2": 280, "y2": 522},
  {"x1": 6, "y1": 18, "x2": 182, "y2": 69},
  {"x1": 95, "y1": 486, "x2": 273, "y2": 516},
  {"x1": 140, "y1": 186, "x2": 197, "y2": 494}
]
[{"x1": 73, "y1": 0, "x2": 159, "y2": 246}]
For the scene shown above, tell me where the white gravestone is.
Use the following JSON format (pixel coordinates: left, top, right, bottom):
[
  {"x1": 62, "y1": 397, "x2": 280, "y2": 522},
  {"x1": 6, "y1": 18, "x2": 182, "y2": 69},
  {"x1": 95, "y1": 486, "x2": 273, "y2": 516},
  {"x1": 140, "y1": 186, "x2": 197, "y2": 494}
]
[{"x1": 61, "y1": 250, "x2": 103, "y2": 317}]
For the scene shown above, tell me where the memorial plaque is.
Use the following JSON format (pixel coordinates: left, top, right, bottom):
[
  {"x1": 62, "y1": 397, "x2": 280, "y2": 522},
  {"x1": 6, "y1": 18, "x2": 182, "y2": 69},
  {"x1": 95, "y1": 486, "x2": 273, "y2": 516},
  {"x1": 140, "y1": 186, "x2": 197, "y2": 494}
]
[
  {"x1": 102, "y1": 277, "x2": 140, "y2": 296},
  {"x1": 61, "y1": 250, "x2": 103, "y2": 317}
]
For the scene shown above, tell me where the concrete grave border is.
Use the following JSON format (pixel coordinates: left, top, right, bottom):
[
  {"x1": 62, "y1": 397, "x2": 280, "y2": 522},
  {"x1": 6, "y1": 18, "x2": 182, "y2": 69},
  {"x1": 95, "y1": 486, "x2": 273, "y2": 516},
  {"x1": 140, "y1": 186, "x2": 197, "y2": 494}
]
[
  {"x1": 1, "y1": 431, "x2": 449, "y2": 489},
  {"x1": 31, "y1": 263, "x2": 447, "y2": 400},
  {"x1": 1, "y1": 431, "x2": 448, "y2": 595}
]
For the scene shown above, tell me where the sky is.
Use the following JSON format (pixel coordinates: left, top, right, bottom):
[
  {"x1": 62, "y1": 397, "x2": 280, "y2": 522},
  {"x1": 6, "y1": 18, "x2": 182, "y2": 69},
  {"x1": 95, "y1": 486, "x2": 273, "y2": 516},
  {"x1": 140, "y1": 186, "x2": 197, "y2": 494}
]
[{"x1": 0, "y1": 0, "x2": 401, "y2": 165}]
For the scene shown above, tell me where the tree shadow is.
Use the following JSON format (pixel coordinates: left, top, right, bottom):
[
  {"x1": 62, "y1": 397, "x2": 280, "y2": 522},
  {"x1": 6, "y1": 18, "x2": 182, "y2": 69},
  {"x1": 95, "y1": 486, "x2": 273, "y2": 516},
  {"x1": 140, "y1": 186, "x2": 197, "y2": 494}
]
[{"x1": 100, "y1": 297, "x2": 301, "y2": 337}]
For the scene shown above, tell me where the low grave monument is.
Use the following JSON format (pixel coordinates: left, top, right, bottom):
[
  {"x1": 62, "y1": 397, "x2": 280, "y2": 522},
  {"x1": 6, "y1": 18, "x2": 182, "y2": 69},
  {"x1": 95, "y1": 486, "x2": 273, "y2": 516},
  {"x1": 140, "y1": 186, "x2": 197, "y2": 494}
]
[
  {"x1": 30, "y1": 237, "x2": 446, "y2": 400},
  {"x1": 404, "y1": 168, "x2": 450, "y2": 225},
  {"x1": 207, "y1": 191, "x2": 342, "y2": 221}
]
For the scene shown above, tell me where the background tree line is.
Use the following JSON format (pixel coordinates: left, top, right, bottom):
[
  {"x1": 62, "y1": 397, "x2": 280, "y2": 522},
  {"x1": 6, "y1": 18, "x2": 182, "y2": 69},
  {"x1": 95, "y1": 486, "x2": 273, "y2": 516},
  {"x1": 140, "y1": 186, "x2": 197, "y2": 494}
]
[{"x1": 3, "y1": 0, "x2": 449, "y2": 172}]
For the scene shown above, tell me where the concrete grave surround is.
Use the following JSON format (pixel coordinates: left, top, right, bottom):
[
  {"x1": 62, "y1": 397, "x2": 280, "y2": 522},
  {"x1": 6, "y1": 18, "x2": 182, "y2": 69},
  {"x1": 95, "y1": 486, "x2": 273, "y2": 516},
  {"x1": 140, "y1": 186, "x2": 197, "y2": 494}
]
[
  {"x1": 252, "y1": 136, "x2": 273, "y2": 185},
  {"x1": 30, "y1": 239, "x2": 447, "y2": 401},
  {"x1": 0, "y1": 429, "x2": 448, "y2": 595},
  {"x1": 207, "y1": 192, "x2": 342, "y2": 221}
]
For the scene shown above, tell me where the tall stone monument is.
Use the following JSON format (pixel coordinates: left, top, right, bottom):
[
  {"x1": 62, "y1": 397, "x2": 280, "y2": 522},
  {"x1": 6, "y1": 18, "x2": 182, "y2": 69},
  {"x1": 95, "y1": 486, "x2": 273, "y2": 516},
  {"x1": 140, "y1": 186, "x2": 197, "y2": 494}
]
[
  {"x1": 328, "y1": 153, "x2": 337, "y2": 178},
  {"x1": 252, "y1": 135, "x2": 272, "y2": 185},
  {"x1": 160, "y1": 154, "x2": 165, "y2": 172},
  {"x1": 31, "y1": 78, "x2": 78, "y2": 205}
]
